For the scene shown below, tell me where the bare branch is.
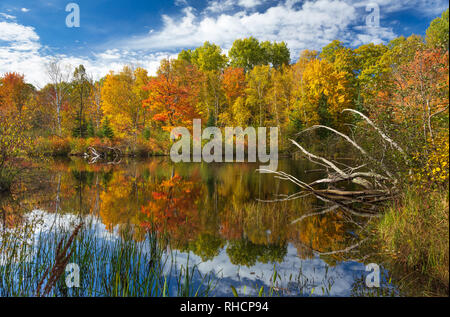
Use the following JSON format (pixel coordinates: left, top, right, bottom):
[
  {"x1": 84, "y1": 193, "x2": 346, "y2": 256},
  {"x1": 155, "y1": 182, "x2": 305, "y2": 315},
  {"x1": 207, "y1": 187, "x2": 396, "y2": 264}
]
[{"x1": 342, "y1": 109, "x2": 406, "y2": 157}]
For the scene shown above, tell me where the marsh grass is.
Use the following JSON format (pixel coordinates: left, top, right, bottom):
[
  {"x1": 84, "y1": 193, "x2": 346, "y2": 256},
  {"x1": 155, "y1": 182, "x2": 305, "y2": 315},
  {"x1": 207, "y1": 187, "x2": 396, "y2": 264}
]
[
  {"x1": 377, "y1": 187, "x2": 449, "y2": 296},
  {"x1": 0, "y1": 217, "x2": 217, "y2": 297}
]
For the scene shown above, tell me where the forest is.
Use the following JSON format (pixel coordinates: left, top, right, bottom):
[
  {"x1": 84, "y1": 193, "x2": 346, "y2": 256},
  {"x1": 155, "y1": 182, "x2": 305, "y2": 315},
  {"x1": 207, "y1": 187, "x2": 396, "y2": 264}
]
[{"x1": 0, "y1": 8, "x2": 448, "y2": 296}]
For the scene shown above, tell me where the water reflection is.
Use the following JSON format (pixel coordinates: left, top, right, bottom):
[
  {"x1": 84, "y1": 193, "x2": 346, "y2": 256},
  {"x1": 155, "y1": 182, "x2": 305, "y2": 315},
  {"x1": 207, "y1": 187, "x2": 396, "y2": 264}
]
[{"x1": 0, "y1": 157, "x2": 395, "y2": 296}]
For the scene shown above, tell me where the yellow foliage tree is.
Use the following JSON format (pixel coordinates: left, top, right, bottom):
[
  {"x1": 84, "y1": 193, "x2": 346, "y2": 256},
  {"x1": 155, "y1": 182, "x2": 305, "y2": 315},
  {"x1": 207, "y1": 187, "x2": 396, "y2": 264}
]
[
  {"x1": 296, "y1": 58, "x2": 353, "y2": 130},
  {"x1": 101, "y1": 66, "x2": 148, "y2": 141}
]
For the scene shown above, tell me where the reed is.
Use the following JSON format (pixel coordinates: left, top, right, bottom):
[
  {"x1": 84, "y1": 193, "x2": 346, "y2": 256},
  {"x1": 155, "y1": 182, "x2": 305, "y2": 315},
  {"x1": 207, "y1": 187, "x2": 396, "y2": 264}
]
[{"x1": 0, "y1": 218, "x2": 217, "y2": 297}]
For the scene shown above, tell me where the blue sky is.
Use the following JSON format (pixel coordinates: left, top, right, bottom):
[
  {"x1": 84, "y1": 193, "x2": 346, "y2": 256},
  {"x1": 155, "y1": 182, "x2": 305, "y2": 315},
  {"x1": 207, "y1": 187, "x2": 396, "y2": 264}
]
[{"x1": 0, "y1": 0, "x2": 448, "y2": 85}]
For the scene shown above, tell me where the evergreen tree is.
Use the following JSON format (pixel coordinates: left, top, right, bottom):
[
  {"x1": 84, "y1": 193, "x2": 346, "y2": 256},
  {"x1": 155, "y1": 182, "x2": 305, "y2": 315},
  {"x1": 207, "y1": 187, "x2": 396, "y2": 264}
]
[
  {"x1": 72, "y1": 113, "x2": 88, "y2": 138},
  {"x1": 101, "y1": 117, "x2": 114, "y2": 139},
  {"x1": 87, "y1": 119, "x2": 95, "y2": 138}
]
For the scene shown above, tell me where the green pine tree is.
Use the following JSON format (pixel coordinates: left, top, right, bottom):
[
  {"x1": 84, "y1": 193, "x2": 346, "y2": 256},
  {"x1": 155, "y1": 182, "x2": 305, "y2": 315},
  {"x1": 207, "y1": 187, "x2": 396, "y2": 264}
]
[
  {"x1": 72, "y1": 114, "x2": 88, "y2": 138},
  {"x1": 101, "y1": 117, "x2": 114, "y2": 139},
  {"x1": 87, "y1": 119, "x2": 95, "y2": 138}
]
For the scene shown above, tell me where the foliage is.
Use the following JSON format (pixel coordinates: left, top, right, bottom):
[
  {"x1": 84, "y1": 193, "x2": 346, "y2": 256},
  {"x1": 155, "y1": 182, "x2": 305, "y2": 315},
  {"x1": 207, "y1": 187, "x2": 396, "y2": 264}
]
[
  {"x1": 34, "y1": 136, "x2": 71, "y2": 157},
  {"x1": 426, "y1": 8, "x2": 449, "y2": 50},
  {"x1": 413, "y1": 132, "x2": 449, "y2": 189},
  {"x1": 179, "y1": 41, "x2": 228, "y2": 72},
  {"x1": 296, "y1": 58, "x2": 353, "y2": 130},
  {"x1": 143, "y1": 59, "x2": 203, "y2": 131},
  {"x1": 101, "y1": 66, "x2": 148, "y2": 139},
  {"x1": 100, "y1": 116, "x2": 115, "y2": 139},
  {"x1": 0, "y1": 110, "x2": 31, "y2": 192},
  {"x1": 229, "y1": 37, "x2": 290, "y2": 72}
]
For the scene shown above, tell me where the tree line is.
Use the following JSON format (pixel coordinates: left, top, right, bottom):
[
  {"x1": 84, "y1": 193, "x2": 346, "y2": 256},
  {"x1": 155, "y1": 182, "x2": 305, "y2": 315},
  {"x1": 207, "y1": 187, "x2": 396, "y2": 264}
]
[{"x1": 0, "y1": 9, "x2": 448, "y2": 186}]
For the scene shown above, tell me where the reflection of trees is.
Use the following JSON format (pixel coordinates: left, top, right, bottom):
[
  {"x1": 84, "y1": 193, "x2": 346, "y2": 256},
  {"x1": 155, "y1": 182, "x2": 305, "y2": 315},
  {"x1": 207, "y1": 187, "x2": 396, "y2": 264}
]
[
  {"x1": 226, "y1": 239, "x2": 287, "y2": 267},
  {"x1": 4, "y1": 158, "x2": 368, "y2": 269},
  {"x1": 141, "y1": 173, "x2": 203, "y2": 243},
  {"x1": 184, "y1": 233, "x2": 225, "y2": 262},
  {"x1": 0, "y1": 195, "x2": 24, "y2": 228},
  {"x1": 99, "y1": 170, "x2": 149, "y2": 238},
  {"x1": 294, "y1": 211, "x2": 345, "y2": 251}
]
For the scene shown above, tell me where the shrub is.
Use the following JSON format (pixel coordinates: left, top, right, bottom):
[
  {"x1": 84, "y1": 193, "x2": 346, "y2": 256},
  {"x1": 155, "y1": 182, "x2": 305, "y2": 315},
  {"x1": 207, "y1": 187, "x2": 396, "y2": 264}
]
[
  {"x1": 68, "y1": 137, "x2": 87, "y2": 155},
  {"x1": 134, "y1": 138, "x2": 165, "y2": 157},
  {"x1": 413, "y1": 132, "x2": 449, "y2": 189},
  {"x1": 34, "y1": 136, "x2": 71, "y2": 157},
  {"x1": 49, "y1": 137, "x2": 71, "y2": 156}
]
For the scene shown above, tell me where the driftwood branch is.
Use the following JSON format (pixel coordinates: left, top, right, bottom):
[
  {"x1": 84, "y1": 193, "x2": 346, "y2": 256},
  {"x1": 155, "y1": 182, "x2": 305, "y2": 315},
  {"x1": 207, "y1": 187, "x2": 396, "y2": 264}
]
[
  {"x1": 84, "y1": 146, "x2": 122, "y2": 164},
  {"x1": 342, "y1": 109, "x2": 406, "y2": 157},
  {"x1": 259, "y1": 112, "x2": 404, "y2": 218}
]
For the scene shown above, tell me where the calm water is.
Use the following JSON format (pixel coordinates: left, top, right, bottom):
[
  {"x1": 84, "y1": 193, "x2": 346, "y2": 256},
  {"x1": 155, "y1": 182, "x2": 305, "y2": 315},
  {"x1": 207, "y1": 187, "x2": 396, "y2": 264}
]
[{"x1": 1, "y1": 157, "x2": 397, "y2": 296}]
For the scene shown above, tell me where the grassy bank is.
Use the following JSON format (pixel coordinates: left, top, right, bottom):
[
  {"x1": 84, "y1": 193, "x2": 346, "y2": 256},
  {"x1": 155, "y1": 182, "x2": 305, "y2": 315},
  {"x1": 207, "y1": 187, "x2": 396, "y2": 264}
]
[{"x1": 376, "y1": 187, "x2": 449, "y2": 296}]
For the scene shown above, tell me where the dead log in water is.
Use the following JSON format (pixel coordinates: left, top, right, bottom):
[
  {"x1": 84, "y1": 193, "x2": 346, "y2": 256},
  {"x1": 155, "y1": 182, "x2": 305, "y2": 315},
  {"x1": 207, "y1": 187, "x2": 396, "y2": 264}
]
[
  {"x1": 259, "y1": 109, "x2": 404, "y2": 216},
  {"x1": 84, "y1": 146, "x2": 122, "y2": 164}
]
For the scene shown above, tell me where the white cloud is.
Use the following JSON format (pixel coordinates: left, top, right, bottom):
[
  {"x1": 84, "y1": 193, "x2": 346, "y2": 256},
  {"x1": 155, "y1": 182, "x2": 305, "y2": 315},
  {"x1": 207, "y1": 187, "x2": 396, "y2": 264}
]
[
  {"x1": 21, "y1": 8, "x2": 30, "y2": 13},
  {"x1": 0, "y1": 16, "x2": 171, "y2": 86},
  {"x1": 206, "y1": 0, "x2": 263, "y2": 13},
  {"x1": 1, "y1": 0, "x2": 447, "y2": 86},
  {"x1": 117, "y1": 0, "x2": 396, "y2": 60},
  {"x1": 0, "y1": 12, "x2": 16, "y2": 20},
  {"x1": 206, "y1": 0, "x2": 237, "y2": 13},
  {"x1": 237, "y1": 0, "x2": 262, "y2": 9},
  {"x1": 0, "y1": 19, "x2": 46, "y2": 85}
]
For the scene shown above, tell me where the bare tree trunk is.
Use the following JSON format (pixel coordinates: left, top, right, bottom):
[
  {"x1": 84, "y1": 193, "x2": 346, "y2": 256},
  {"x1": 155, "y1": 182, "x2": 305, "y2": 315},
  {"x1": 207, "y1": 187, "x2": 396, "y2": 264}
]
[{"x1": 47, "y1": 59, "x2": 70, "y2": 136}]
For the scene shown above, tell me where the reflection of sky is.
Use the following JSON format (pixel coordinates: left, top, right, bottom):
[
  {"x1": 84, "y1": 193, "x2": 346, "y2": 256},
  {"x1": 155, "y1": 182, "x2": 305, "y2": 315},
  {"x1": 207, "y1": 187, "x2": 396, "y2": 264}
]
[
  {"x1": 6, "y1": 210, "x2": 377, "y2": 297},
  {"x1": 173, "y1": 246, "x2": 366, "y2": 296}
]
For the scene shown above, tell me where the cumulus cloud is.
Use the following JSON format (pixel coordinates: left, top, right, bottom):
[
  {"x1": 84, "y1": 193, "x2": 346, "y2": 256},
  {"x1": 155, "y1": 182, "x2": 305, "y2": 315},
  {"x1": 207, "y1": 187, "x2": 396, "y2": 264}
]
[
  {"x1": 205, "y1": 0, "x2": 263, "y2": 13},
  {"x1": 1, "y1": 0, "x2": 447, "y2": 85},
  {"x1": 0, "y1": 15, "x2": 172, "y2": 85},
  {"x1": 0, "y1": 17, "x2": 46, "y2": 85},
  {"x1": 237, "y1": 0, "x2": 263, "y2": 9},
  {"x1": 116, "y1": 0, "x2": 396, "y2": 60},
  {"x1": 21, "y1": 8, "x2": 30, "y2": 13}
]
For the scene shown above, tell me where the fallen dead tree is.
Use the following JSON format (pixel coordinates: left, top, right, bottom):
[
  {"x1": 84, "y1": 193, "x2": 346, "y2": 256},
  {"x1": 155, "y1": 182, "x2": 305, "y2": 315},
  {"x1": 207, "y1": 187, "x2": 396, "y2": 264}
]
[
  {"x1": 258, "y1": 109, "x2": 405, "y2": 217},
  {"x1": 83, "y1": 146, "x2": 122, "y2": 164}
]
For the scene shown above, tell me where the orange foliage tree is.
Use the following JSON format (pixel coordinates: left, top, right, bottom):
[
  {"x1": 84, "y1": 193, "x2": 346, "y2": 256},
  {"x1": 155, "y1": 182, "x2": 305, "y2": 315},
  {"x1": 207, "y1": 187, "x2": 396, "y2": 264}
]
[{"x1": 143, "y1": 59, "x2": 203, "y2": 131}]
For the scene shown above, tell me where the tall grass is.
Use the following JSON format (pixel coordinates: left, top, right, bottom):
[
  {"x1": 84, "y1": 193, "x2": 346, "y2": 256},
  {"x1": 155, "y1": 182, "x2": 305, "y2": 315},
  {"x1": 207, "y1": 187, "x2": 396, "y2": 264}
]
[
  {"x1": 377, "y1": 187, "x2": 449, "y2": 296},
  {"x1": 0, "y1": 218, "x2": 217, "y2": 297}
]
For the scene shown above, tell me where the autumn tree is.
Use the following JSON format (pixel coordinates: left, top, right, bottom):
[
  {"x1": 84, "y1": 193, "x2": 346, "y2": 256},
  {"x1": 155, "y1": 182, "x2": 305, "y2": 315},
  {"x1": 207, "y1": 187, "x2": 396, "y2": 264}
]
[
  {"x1": 101, "y1": 66, "x2": 148, "y2": 143},
  {"x1": 28, "y1": 84, "x2": 57, "y2": 132},
  {"x1": 220, "y1": 67, "x2": 246, "y2": 126},
  {"x1": 245, "y1": 65, "x2": 272, "y2": 127},
  {"x1": 89, "y1": 79, "x2": 104, "y2": 131},
  {"x1": 229, "y1": 37, "x2": 290, "y2": 72},
  {"x1": 295, "y1": 58, "x2": 353, "y2": 130},
  {"x1": 179, "y1": 42, "x2": 228, "y2": 126},
  {"x1": 353, "y1": 43, "x2": 387, "y2": 106},
  {"x1": 179, "y1": 41, "x2": 228, "y2": 72},
  {"x1": 0, "y1": 72, "x2": 34, "y2": 115},
  {"x1": 425, "y1": 8, "x2": 449, "y2": 50},
  {"x1": 268, "y1": 64, "x2": 293, "y2": 128},
  {"x1": 0, "y1": 106, "x2": 31, "y2": 192},
  {"x1": 143, "y1": 59, "x2": 203, "y2": 131}
]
